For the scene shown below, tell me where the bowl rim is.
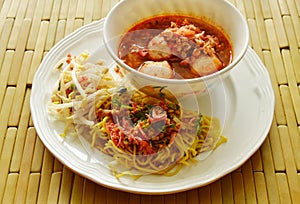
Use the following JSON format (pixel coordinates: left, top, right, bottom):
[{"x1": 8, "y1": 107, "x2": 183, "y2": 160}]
[{"x1": 103, "y1": 0, "x2": 250, "y2": 84}]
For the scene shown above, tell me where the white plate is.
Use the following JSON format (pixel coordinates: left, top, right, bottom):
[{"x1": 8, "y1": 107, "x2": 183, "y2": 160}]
[{"x1": 30, "y1": 19, "x2": 275, "y2": 194}]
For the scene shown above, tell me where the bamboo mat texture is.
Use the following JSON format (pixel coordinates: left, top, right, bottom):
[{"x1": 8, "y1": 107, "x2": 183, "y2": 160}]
[{"x1": 0, "y1": 0, "x2": 300, "y2": 203}]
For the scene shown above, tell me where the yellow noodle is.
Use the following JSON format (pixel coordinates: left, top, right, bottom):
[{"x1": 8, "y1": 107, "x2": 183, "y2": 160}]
[{"x1": 100, "y1": 113, "x2": 226, "y2": 177}]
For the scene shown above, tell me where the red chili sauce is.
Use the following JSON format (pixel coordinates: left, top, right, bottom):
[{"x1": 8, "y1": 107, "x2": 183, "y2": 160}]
[{"x1": 118, "y1": 15, "x2": 233, "y2": 79}]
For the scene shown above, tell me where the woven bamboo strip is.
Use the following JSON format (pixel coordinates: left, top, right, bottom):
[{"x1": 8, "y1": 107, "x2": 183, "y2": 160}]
[
  {"x1": 7, "y1": 0, "x2": 29, "y2": 50},
  {"x1": 8, "y1": 27, "x2": 31, "y2": 91},
  {"x1": 117, "y1": 190, "x2": 130, "y2": 204},
  {"x1": 92, "y1": 0, "x2": 102, "y2": 21},
  {"x1": 59, "y1": 0, "x2": 69, "y2": 19},
  {"x1": 295, "y1": 0, "x2": 300, "y2": 14},
  {"x1": 2, "y1": 173, "x2": 18, "y2": 204},
  {"x1": 10, "y1": 88, "x2": 31, "y2": 172},
  {"x1": 227, "y1": 0, "x2": 235, "y2": 5},
  {"x1": 286, "y1": 0, "x2": 300, "y2": 47},
  {"x1": 186, "y1": 189, "x2": 199, "y2": 204},
  {"x1": 0, "y1": 0, "x2": 12, "y2": 33},
  {"x1": 120, "y1": 192, "x2": 133, "y2": 204},
  {"x1": 262, "y1": 51, "x2": 286, "y2": 125},
  {"x1": 260, "y1": 138, "x2": 281, "y2": 203},
  {"x1": 31, "y1": 136, "x2": 45, "y2": 172},
  {"x1": 247, "y1": 19, "x2": 263, "y2": 60},
  {"x1": 27, "y1": 21, "x2": 49, "y2": 84},
  {"x1": 74, "y1": 18, "x2": 83, "y2": 31},
  {"x1": 247, "y1": 26, "x2": 253, "y2": 49},
  {"x1": 0, "y1": 86, "x2": 15, "y2": 154},
  {"x1": 265, "y1": 19, "x2": 287, "y2": 85},
  {"x1": 53, "y1": 157, "x2": 63, "y2": 172},
  {"x1": 42, "y1": 0, "x2": 53, "y2": 20},
  {"x1": 251, "y1": 150, "x2": 263, "y2": 172},
  {"x1": 280, "y1": 86, "x2": 300, "y2": 170},
  {"x1": 0, "y1": 0, "x2": 4, "y2": 9},
  {"x1": 83, "y1": 0, "x2": 93, "y2": 25},
  {"x1": 70, "y1": 175, "x2": 84, "y2": 203},
  {"x1": 281, "y1": 49, "x2": 300, "y2": 124},
  {"x1": 241, "y1": 160, "x2": 257, "y2": 203},
  {"x1": 26, "y1": 0, "x2": 45, "y2": 49},
  {"x1": 14, "y1": 127, "x2": 37, "y2": 204},
  {"x1": 278, "y1": 0, "x2": 289, "y2": 15},
  {"x1": 221, "y1": 174, "x2": 234, "y2": 203},
  {"x1": 0, "y1": 18, "x2": 13, "y2": 74},
  {"x1": 47, "y1": 172, "x2": 62, "y2": 203},
  {"x1": 243, "y1": 0, "x2": 254, "y2": 19},
  {"x1": 251, "y1": 0, "x2": 270, "y2": 50},
  {"x1": 198, "y1": 185, "x2": 210, "y2": 203},
  {"x1": 95, "y1": 185, "x2": 110, "y2": 204},
  {"x1": 29, "y1": 112, "x2": 33, "y2": 127},
  {"x1": 234, "y1": 167, "x2": 242, "y2": 173},
  {"x1": 278, "y1": 126, "x2": 300, "y2": 203},
  {"x1": 57, "y1": 166, "x2": 73, "y2": 204},
  {"x1": 9, "y1": 50, "x2": 32, "y2": 127},
  {"x1": 24, "y1": 0, "x2": 37, "y2": 19},
  {"x1": 54, "y1": 19, "x2": 66, "y2": 44},
  {"x1": 36, "y1": 149, "x2": 55, "y2": 204},
  {"x1": 0, "y1": 50, "x2": 14, "y2": 107},
  {"x1": 268, "y1": 120, "x2": 285, "y2": 171},
  {"x1": 232, "y1": 173, "x2": 246, "y2": 204},
  {"x1": 283, "y1": 16, "x2": 300, "y2": 84},
  {"x1": 82, "y1": 179, "x2": 96, "y2": 203},
  {"x1": 113, "y1": 191, "x2": 128, "y2": 204},
  {"x1": 0, "y1": 128, "x2": 17, "y2": 202},
  {"x1": 253, "y1": 172, "x2": 269, "y2": 204},
  {"x1": 64, "y1": 0, "x2": 78, "y2": 36},
  {"x1": 260, "y1": 0, "x2": 272, "y2": 19},
  {"x1": 101, "y1": 0, "x2": 114, "y2": 19},
  {"x1": 25, "y1": 173, "x2": 40, "y2": 204},
  {"x1": 76, "y1": 0, "x2": 85, "y2": 19},
  {"x1": 235, "y1": 0, "x2": 246, "y2": 18},
  {"x1": 109, "y1": 0, "x2": 120, "y2": 11},
  {"x1": 150, "y1": 195, "x2": 164, "y2": 204},
  {"x1": 210, "y1": 180, "x2": 222, "y2": 203},
  {"x1": 267, "y1": 0, "x2": 288, "y2": 48},
  {"x1": 7, "y1": 0, "x2": 21, "y2": 18},
  {"x1": 45, "y1": 0, "x2": 62, "y2": 51},
  {"x1": 173, "y1": 191, "x2": 186, "y2": 204},
  {"x1": 276, "y1": 173, "x2": 292, "y2": 204},
  {"x1": 129, "y1": 193, "x2": 141, "y2": 204},
  {"x1": 164, "y1": 194, "x2": 175, "y2": 204}
]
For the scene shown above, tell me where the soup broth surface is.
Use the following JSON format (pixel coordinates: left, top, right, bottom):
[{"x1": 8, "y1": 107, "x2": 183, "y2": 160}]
[{"x1": 118, "y1": 15, "x2": 233, "y2": 79}]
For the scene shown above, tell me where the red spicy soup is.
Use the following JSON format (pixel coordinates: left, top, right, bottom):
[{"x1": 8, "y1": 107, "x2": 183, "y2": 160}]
[{"x1": 118, "y1": 15, "x2": 233, "y2": 79}]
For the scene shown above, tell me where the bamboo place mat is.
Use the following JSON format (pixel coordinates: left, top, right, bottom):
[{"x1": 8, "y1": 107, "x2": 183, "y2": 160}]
[{"x1": 0, "y1": 0, "x2": 300, "y2": 203}]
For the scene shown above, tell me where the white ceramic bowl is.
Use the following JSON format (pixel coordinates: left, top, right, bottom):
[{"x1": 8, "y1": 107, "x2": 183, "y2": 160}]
[{"x1": 103, "y1": 0, "x2": 249, "y2": 97}]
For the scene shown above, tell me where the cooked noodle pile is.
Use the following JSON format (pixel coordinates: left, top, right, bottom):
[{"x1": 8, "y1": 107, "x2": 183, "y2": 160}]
[{"x1": 48, "y1": 52, "x2": 227, "y2": 179}]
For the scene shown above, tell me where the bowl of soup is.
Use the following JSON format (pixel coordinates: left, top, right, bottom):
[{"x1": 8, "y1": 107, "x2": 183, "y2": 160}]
[{"x1": 103, "y1": 0, "x2": 249, "y2": 96}]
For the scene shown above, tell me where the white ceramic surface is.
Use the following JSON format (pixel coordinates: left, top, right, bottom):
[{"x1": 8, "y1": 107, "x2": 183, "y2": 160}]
[
  {"x1": 31, "y1": 19, "x2": 274, "y2": 194},
  {"x1": 103, "y1": 0, "x2": 249, "y2": 96}
]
